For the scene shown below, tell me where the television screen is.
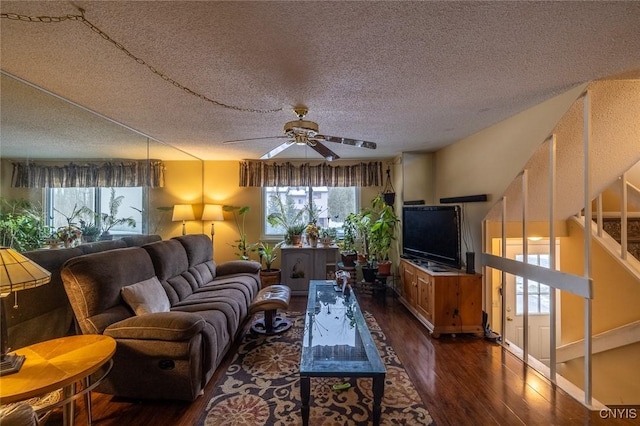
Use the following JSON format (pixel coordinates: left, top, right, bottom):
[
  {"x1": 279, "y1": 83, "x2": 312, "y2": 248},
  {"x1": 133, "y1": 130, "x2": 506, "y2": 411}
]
[{"x1": 402, "y1": 205, "x2": 461, "y2": 269}]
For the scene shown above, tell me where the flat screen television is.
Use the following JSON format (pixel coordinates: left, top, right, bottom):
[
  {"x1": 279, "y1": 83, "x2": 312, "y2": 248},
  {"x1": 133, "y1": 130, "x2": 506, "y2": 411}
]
[{"x1": 402, "y1": 205, "x2": 462, "y2": 269}]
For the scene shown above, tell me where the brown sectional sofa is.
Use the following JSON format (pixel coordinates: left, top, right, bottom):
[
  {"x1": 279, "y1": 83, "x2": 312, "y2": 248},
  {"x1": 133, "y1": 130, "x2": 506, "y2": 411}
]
[
  {"x1": 2, "y1": 235, "x2": 161, "y2": 351},
  {"x1": 61, "y1": 234, "x2": 261, "y2": 401}
]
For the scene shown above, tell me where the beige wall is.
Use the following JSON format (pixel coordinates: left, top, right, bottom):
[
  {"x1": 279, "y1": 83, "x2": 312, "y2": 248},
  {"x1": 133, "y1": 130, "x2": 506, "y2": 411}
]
[
  {"x1": 559, "y1": 219, "x2": 640, "y2": 404},
  {"x1": 434, "y1": 84, "x2": 588, "y2": 261},
  {"x1": 560, "y1": 219, "x2": 640, "y2": 341}
]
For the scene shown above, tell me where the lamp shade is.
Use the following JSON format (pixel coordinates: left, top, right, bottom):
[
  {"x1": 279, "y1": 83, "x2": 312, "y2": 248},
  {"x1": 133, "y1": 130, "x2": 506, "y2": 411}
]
[
  {"x1": 201, "y1": 204, "x2": 224, "y2": 222},
  {"x1": 0, "y1": 247, "x2": 51, "y2": 296},
  {"x1": 172, "y1": 204, "x2": 195, "y2": 222}
]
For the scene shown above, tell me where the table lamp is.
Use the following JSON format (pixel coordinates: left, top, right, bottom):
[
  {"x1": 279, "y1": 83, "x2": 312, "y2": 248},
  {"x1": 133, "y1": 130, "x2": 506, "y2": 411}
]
[
  {"x1": 172, "y1": 204, "x2": 195, "y2": 235},
  {"x1": 0, "y1": 247, "x2": 51, "y2": 376},
  {"x1": 201, "y1": 204, "x2": 224, "y2": 240}
]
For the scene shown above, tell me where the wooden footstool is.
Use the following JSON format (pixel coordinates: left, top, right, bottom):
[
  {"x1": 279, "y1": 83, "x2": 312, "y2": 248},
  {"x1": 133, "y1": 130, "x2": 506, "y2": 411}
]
[{"x1": 249, "y1": 284, "x2": 292, "y2": 335}]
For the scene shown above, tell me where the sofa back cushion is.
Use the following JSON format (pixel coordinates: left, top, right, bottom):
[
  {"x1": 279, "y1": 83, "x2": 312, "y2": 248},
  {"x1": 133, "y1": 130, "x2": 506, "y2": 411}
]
[
  {"x1": 121, "y1": 234, "x2": 162, "y2": 247},
  {"x1": 142, "y1": 239, "x2": 192, "y2": 304},
  {"x1": 61, "y1": 247, "x2": 156, "y2": 334},
  {"x1": 173, "y1": 234, "x2": 215, "y2": 271},
  {"x1": 80, "y1": 239, "x2": 127, "y2": 254}
]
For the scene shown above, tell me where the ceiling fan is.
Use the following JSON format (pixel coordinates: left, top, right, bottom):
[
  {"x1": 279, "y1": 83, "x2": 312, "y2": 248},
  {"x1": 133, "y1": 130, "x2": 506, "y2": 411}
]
[{"x1": 222, "y1": 106, "x2": 377, "y2": 161}]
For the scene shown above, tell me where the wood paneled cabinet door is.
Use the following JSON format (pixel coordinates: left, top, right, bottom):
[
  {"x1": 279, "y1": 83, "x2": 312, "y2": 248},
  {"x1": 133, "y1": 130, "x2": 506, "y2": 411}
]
[
  {"x1": 416, "y1": 270, "x2": 433, "y2": 323},
  {"x1": 401, "y1": 260, "x2": 417, "y2": 306}
]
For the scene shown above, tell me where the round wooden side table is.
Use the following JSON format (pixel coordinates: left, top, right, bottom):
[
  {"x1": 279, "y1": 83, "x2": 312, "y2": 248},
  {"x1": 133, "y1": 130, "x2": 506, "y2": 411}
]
[{"x1": 0, "y1": 334, "x2": 116, "y2": 426}]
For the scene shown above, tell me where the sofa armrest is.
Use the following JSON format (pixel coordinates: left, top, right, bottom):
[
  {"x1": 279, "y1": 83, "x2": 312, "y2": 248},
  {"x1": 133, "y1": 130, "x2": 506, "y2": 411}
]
[
  {"x1": 103, "y1": 311, "x2": 205, "y2": 341},
  {"x1": 216, "y1": 260, "x2": 261, "y2": 276}
]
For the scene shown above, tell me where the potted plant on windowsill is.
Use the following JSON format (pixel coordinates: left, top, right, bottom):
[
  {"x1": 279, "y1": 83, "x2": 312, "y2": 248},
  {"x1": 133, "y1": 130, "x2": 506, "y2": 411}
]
[
  {"x1": 254, "y1": 240, "x2": 284, "y2": 286},
  {"x1": 267, "y1": 194, "x2": 307, "y2": 246}
]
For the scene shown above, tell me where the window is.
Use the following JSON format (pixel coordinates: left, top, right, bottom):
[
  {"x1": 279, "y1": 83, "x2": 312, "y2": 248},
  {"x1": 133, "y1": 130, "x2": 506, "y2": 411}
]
[
  {"x1": 263, "y1": 186, "x2": 358, "y2": 237},
  {"x1": 515, "y1": 254, "x2": 551, "y2": 315},
  {"x1": 48, "y1": 187, "x2": 143, "y2": 236}
]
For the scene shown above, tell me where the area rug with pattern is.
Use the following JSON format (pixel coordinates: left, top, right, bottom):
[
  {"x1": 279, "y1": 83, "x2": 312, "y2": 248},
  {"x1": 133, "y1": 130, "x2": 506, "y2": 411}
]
[{"x1": 197, "y1": 311, "x2": 434, "y2": 425}]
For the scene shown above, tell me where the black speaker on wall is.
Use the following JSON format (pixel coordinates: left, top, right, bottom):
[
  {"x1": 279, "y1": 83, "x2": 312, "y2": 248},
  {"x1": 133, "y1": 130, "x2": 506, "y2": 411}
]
[
  {"x1": 440, "y1": 194, "x2": 488, "y2": 204},
  {"x1": 465, "y1": 252, "x2": 475, "y2": 274}
]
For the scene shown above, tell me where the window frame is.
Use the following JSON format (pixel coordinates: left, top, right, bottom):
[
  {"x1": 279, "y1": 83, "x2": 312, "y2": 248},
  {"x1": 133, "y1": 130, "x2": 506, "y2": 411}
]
[
  {"x1": 261, "y1": 186, "x2": 359, "y2": 241},
  {"x1": 46, "y1": 186, "x2": 146, "y2": 235}
]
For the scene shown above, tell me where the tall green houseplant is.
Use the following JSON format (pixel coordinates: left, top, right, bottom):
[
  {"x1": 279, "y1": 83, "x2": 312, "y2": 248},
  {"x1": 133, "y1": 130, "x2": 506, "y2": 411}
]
[
  {"x1": 224, "y1": 205, "x2": 251, "y2": 259},
  {"x1": 99, "y1": 188, "x2": 136, "y2": 239},
  {"x1": 364, "y1": 194, "x2": 400, "y2": 265}
]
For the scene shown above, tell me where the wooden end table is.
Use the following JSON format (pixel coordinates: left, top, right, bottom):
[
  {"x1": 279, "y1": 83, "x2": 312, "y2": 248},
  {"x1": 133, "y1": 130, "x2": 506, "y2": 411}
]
[{"x1": 0, "y1": 334, "x2": 116, "y2": 426}]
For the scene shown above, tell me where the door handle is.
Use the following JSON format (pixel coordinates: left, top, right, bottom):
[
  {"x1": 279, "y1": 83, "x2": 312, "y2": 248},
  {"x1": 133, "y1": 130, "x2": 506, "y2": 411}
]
[{"x1": 507, "y1": 316, "x2": 513, "y2": 321}]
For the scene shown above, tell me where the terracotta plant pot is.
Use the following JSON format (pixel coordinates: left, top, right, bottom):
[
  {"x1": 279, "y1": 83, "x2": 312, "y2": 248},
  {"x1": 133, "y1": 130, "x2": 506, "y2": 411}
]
[{"x1": 377, "y1": 261, "x2": 392, "y2": 276}]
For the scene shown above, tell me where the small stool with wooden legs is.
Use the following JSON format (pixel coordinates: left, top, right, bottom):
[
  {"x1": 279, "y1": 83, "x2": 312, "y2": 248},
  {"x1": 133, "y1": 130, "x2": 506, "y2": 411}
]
[{"x1": 249, "y1": 285, "x2": 292, "y2": 335}]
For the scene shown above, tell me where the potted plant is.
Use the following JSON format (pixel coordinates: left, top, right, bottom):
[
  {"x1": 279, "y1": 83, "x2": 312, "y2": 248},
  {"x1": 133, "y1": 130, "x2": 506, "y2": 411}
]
[
  {"x1": 98, "y1": 188, "x2": 136, "y2": 240},
  {"x1": 364, "y1": 194, "x2": 400, "y2": 276},
  {"x1": 53, "y1": 203, "x2": 95, "y2": 247},
  {"x1": 266, "y1": 194, "x2": 307, "y2": 245},
  {"x1": 223, "y1": 205, "x2": 251, "y2": 259},
  {"x1": 79, "y1": 218, "x2": 101, "y2": 243},
  {"x1": 305, "y1": 222, "x2": 320, "y2": 248},
  {"x1": 286, "y1": 223, "x2": 307, "y2": 246},
  {"x1": 340, "y1": 212, "x2": 360, "y2": 266},
  {"x1": 320, "y1": 227, "x2": 337, "y2": 246},
  {"x1": 254, "y1": 240, "x2": 284, "y2": 286}
]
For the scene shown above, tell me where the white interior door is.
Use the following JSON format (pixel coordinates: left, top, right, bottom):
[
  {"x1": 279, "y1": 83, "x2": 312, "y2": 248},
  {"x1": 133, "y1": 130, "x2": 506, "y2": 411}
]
[{"x1": 505, "y1": 240, "x2": 560, "y2": 366}]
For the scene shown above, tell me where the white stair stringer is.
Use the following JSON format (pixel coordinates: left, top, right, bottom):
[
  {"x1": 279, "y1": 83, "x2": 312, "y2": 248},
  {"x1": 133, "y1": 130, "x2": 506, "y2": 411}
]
[
  {"x1": 571, "y1": 215, "x2": 640, "y2": 280},
  {"x1": 556, "y1": 320, "x2": 640, "y2": 363}
]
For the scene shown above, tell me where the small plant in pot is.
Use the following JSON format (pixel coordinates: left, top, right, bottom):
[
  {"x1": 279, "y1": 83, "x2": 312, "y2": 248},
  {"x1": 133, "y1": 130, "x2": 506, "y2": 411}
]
[{"x1": 253, "y1": 240, "x2": 284, "y2": 286}]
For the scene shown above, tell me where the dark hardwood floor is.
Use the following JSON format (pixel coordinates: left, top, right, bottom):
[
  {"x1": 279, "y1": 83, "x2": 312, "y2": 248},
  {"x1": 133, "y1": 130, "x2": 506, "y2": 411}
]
[{"x1": 45, "y1": 290, "x2": 623, "y2": 425}]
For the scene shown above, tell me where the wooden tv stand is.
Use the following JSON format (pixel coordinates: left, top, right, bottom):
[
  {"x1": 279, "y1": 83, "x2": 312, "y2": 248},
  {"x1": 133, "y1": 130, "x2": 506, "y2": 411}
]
[{"x1": 399, "y1": 259, "x2": 483, "y2": 338}]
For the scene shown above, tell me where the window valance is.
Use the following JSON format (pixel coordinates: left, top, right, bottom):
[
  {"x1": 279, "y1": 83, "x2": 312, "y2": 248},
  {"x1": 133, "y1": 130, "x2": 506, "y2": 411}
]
[
  {"x1": 11, "y1": 160, "x2": 165, "y2": 188},
  {"x1": 239, "y1": 160, "x2": 383, "y2": 187}
]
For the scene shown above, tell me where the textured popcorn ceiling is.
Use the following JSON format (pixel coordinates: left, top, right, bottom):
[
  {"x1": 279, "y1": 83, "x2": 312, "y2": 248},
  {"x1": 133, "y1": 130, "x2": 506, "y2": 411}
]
[
  {"x1": 1, "y1": 1, "x2": 639, "y2": 161},
  {"x1": 485, "y1": 80, "x2": 640, "y2": 222}
]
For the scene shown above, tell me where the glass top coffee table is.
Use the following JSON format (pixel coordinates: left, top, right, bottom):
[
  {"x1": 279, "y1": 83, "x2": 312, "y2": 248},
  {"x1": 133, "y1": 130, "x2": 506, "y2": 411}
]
[{"x1": 300, "y1": 280, "x2": 386, "y2": 425}]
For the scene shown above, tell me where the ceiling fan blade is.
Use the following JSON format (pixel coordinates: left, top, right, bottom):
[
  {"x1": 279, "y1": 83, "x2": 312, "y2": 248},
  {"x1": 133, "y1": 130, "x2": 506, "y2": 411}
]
[
  {"x1": 222, "y1": 136, "x2": 287, "y2": 145},
  {"x1": 310, "y1": 141, "x2": 340, "y2": 161},
  {"x1": 320, "y1": 135, "x2": 377, "y2": 150},
  {"x1": 260, "y1": 141, "x2": 292, "y2": 160}
]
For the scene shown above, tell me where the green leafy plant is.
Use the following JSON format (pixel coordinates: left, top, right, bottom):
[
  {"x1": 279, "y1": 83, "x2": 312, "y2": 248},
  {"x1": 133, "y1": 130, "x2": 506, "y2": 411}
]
[
  {"x1": 266, "y1": 194, "x2": 307, "y2": 243},
  {"x1": 224, "y1": 205, "x2": 251, "y2": 259},
  {"x1": 253, "y1": 240, "x2": 284, "y2": 271},
  {"x1": 78, "y1": 219, "x2": 101, "y2": 242},
  {"x1": 99, "y1": 188, "x2": 136, "y2": 237},
  {"x1": 0, "y1": 198, "x2": 51, "y2": 252},
  {"x1": 363, "y1": 194, "x2": 400, "y2": 264},
  {"x1": 341, "y1": 212, "x2": 362, "y2": 255},
  {"x1": 286, "y1": 223, "x2": 307, "y2": 245}
]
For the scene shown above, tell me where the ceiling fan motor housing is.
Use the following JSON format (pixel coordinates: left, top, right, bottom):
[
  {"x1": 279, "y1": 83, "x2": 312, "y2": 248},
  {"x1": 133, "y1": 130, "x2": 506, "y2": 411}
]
[{"x1": 284, "y1": 119, "x2": 320, "y2": 145}]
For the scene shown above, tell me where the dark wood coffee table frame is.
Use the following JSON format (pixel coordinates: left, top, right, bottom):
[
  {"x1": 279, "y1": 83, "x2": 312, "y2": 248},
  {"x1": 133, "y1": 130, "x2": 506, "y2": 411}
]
[{"x1": 300, "y1": 280, "x2": 386, "y2": 425}]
